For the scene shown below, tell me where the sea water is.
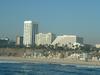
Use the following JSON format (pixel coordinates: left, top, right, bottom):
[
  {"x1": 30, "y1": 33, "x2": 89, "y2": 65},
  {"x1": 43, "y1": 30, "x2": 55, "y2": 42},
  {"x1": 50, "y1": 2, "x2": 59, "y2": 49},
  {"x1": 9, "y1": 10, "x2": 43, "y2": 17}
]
[{"x1": 0, "y1": 61, "x2": 100, "y2": 75}]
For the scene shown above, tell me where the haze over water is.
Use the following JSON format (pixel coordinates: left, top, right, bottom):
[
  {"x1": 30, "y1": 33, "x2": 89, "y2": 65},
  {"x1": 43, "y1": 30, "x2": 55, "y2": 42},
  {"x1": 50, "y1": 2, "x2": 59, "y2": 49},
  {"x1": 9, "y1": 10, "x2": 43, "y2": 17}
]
[{"x1": 0, "y1": 0, "x2": 100, "y2": 44}]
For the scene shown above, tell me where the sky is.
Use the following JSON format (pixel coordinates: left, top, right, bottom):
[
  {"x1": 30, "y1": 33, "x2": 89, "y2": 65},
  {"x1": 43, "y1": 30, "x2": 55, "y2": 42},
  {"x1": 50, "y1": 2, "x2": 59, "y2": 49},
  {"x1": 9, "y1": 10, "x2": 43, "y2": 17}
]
[{"x1": 0, "y1": 0, "x2": 100, "y2": 44}]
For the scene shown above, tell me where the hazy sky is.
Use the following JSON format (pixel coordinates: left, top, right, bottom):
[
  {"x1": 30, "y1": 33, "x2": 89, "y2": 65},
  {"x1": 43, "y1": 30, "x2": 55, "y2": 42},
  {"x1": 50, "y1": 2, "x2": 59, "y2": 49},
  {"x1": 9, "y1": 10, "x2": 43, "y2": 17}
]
[{"x1": 0, "y1": 0, "x2": 100, "y2": 44}]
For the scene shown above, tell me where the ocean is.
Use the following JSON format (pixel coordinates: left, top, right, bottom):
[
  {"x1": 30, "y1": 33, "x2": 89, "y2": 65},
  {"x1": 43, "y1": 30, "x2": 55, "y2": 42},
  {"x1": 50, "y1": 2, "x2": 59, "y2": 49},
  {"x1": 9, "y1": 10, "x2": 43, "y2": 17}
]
[{"x1": 0, "y1": 61, "x2": 100, "y2": 75}]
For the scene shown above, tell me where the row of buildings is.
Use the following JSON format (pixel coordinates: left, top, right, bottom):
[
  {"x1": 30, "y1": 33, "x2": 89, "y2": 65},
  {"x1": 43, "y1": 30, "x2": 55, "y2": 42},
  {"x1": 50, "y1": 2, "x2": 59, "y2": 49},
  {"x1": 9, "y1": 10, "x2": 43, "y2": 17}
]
[
  {"x1": 0, "y1": 20, "x2": 100, "y2": 49},
  {"x1": 16, "y1": 20, "x2": 84, "y2": 48}
]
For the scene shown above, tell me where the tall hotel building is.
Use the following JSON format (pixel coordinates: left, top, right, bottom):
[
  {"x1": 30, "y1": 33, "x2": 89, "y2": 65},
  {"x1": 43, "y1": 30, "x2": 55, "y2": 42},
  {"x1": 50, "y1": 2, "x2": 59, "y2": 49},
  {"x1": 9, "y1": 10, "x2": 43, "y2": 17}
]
[
  {"x1": 35, "y1": 33, "x2": 55, "y2": 46},
  {"x1": 23, "y1": 21, "x2": 38, "y2": 47}
]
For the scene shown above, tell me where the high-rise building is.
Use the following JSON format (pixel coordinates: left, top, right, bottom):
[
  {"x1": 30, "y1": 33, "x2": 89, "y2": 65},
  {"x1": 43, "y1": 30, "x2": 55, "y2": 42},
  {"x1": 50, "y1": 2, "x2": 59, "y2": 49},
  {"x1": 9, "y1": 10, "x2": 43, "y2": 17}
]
[
  {"x1": 33, "y1": 23, "x2": 38, "y2": 44},
  {"x1": 35, "y1": 33, "x2": 55, "y2": 46},
  {"x1": 23, "y1": 21, "x2": 38, "y2": 47}
]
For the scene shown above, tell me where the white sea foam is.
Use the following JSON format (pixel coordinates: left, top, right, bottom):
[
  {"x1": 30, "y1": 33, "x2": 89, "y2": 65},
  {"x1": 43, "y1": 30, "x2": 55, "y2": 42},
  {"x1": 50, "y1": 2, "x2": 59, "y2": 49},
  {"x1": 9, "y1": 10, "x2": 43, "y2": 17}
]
[
  {"x1": 0, "y1": 60, "x2": 21, "y2": 63},
  {"x1": 76, "y1": 64, "x2": 100, "y2": 68},
  {"x1": 60, "y1": 63, "x2": 100, "y2": 68}
]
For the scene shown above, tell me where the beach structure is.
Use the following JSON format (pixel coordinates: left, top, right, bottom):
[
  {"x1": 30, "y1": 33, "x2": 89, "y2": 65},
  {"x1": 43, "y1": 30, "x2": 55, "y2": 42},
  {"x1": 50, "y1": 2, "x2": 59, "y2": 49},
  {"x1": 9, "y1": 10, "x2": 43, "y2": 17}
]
[
  {"x1": 79, "y1": 53, "x2": 88, "y2": 61},
  {"x1": 23, "y1": 21, "x2": 38, "y2": 47},
  {"x1": 67, "y1": 53, "x2": 80, "y2": 60},
  {"x1": 35, "y1": 33, "x2": 55, "y2": 46},
  {"x1": 92, "y1": 56, "x2": 99, "y2": 61}
]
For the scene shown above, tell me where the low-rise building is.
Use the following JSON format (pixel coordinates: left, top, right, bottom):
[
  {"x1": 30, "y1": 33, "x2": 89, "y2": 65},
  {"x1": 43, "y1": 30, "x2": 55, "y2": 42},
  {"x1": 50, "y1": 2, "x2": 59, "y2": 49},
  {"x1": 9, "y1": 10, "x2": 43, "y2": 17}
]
[
  {"x1": 95, "y1": 44, "x2": 100, "y2": 48},
  {"x1": 92, "y1": 56, "x2": 99, "y2": 61},
  {"x1": 16, "y1": 36, "x2": 23, "y2": 47},
  {"x1": 52, "y1": 35, "x2": 83, "y2": 47},
  {"x1": 79, "y1": 53, "x2": 88, "y2": 61},
  {"x1": 0, "y1": 37, "x2": 9, "y2": 48}
]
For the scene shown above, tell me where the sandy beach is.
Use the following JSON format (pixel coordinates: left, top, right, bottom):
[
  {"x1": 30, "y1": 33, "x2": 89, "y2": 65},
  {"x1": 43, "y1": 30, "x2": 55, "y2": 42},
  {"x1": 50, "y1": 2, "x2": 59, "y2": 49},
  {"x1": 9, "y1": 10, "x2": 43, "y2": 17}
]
[{"x1": 0, "y1": 56, "x2": 100, "y2": 66}]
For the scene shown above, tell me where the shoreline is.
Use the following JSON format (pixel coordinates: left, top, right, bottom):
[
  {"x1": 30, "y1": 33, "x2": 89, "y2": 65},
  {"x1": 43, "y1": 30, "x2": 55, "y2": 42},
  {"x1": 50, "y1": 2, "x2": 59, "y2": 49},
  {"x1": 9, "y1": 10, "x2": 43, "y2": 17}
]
[{"x1": 0, "y1": 56, "x2": 100, "y2": 66}]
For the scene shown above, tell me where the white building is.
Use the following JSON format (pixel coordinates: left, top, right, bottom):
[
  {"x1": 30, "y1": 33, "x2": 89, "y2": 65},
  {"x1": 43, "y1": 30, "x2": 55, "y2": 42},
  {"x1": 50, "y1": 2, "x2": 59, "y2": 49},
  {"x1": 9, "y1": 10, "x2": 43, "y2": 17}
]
[
  {"x1": 79, "y1": 53, "x2": 88, "y2": 61},
  {"x1": 35, "y1": 33, "x2": 55, "y2": 46},
  {"x1": 52, "y1": 35, "x2": 83, "y2": 47},
  {"x1": 16, "y1": 36, "x2": 23, "y2": 47},
  {"x1": 95, "y1": 44, "x2": 100, "y2": 48},
  {"x1": 23, "y1": 21, "x2": 38, "y2": 47}
]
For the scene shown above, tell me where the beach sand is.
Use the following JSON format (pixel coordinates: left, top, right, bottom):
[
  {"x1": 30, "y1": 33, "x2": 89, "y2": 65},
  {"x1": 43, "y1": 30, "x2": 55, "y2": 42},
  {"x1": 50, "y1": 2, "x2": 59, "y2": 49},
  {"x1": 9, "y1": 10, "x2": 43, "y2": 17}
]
[{"x1": 0, "y1": 56, "x2": 100, "y2": 66}]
